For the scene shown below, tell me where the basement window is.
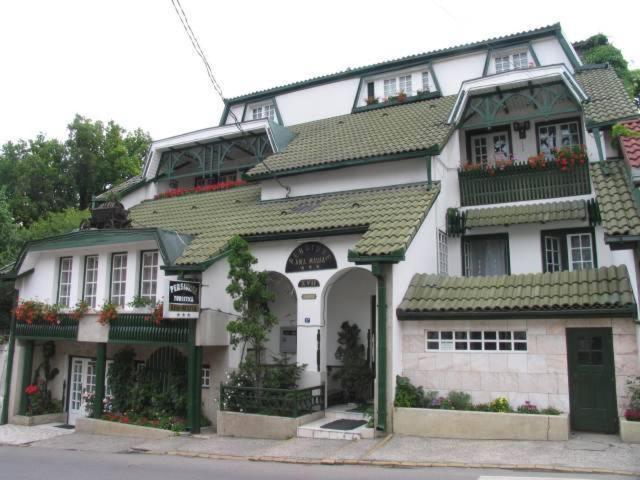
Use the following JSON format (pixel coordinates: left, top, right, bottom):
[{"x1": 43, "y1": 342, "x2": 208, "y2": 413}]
[{"x1": 426, "y1": 330, "x2": 527, "y2": 351}]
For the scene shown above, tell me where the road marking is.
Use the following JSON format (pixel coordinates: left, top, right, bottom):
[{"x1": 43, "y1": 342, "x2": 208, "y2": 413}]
[{"x1": 479, "y1": 477, "x2": 591, "y2": 480}]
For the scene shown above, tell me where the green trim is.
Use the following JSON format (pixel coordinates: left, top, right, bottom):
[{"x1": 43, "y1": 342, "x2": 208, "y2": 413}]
[
  {"x1": 586, "y1": 115, "x2": 640, "y2": 130},
  {"x1": 246, "y1": 149, "x2": 439, "y2": 180},
  {"x1": 482, "y1": 49, "x2": 493, "y2": 76},
  {"x1": 348, "y1": 249, "x2": 405, "y2": 264},
  {"x1": 351, "y1": 77, "x2": 365, "y2": 112},
  {"x1": 187, "y1": 319, "x2": 201, "y2": 433},
  {"x1": 352, "y1": 91, "x2": 441, "y2": 114},
  {"x1": 528, "y1": 41, "x2": 541, "y2": 67},
  {"x1": 593, "y1": 127, "x2": 606, "y2": 162},
  {"x1": 556, "y1": 30, "x2": 581, "y2": 70},
  {"x1": 1, "y1": 291, "x2": 18, "y2": 425},
  {"x1": 240, "y1": 103, "x2": 248, "y2": 122},
  {"x1": 18, "y1": 340, "x2": 34, "y2": 415},
  {"x1": 397, "y1": 306, "x2": 637, "y2": 320},
  {"x1": 428, "y1": 63, "x2": 441, "y2": 93},
  {"x1": 219, "y1": 104, "x2": 230, "y2": 126},
  {"x1": 371, "y1": 263, "x2": 387, "y2": 431},
  {"x1": 224, "y1": 23, "x2": 562, "y2": 106}
]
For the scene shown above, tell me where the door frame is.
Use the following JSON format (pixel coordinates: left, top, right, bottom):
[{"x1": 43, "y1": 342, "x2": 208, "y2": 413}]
[
  {"x1": 66, "y1": 355, "x2": 112, "y2": 425},
  {"x1": 566, "y1": 327, "x2": 618, "y2": 433}
]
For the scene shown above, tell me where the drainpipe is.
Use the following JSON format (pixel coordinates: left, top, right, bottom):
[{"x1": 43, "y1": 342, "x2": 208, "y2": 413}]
[
  {"x1": 593, "y1": 127, "x2": 605, "y2": 162},
  {"x1": 0, "y1": 290, "x2": 18, "y2": 425},
  {"x1": 426, "y1": 155, "x2": 433, "y2": 189},
  {"x1": 371, "y1": 263, "x2": 387, "y2": 432},
  {"x1": 187, "y1": 317, "x2": 201, "y2": 433}
]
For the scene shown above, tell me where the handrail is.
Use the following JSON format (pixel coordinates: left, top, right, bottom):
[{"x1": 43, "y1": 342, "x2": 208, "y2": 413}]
[{"x1": 220, "y1": 383, "x2": 325, "y2": 418}]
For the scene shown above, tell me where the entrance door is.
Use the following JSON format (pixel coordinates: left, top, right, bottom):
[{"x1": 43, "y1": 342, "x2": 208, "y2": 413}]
[
  {"x1": 566, "y1": 328, "x2": 618, "y2": 433},
  {"x1": 68, "y1": 358, "x2": 112, "y2": 425}
]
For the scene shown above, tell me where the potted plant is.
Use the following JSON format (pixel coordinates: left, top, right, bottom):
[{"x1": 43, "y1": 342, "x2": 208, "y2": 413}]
[
  {"x1": 98, "y1": 302, "x2": 119, "y2": 326},
  {"x1": 143, "y1": 301, "x2": 164, "y2": 326},
  {"x1": 127, "y1": 295, "x2": 155, "y2": 314},
  {"x1": 364, "y1": 96, "x2": 379, "y2": 106},
  {"x1": 69, "y1": 300, "x2": 90, "y2": 320},
  {"x1": 396, "y1": 91, "x2": 408, "y2": 103}
]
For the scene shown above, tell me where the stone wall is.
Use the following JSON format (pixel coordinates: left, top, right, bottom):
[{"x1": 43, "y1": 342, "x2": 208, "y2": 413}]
[{"x1": 400, "y1": 318, "x2": 639, "y2": 415}]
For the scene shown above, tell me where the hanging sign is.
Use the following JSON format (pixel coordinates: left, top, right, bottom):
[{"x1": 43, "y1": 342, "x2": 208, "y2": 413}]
[
  {"x1": 165, "y1": 280, "x2": 200, "y2": 319},
  {"x1": 285, "y1": 242, "x2": 337, "y2": 273},
  {"x1": 298, "y1": 279, "x2": 320, "y2": 288}
]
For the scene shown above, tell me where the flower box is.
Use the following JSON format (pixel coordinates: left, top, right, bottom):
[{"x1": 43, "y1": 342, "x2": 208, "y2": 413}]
[
  {"x1": 394, "y1": 407, "x2": 569, "y2": 441},
  {"x1": 620, "y1": 417, "x2": 640, "y2": 443},
  {"x1": 12, "y1": 412, "x2": 66, "y2": 426}
]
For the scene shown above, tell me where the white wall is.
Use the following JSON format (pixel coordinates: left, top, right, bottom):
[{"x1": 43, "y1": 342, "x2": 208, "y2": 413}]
[
  {"x1": 530, "y1": 37, "x2": 574, "y2": 72},
  {"x1": 432, "y1": 52, "x2": 486, "y2": 96},
  {"x1": 260, "y1": 157, "x2": 429, "y2": 201}
]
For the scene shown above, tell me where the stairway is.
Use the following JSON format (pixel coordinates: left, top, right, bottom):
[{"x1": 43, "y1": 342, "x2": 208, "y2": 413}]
[{"x1": 297, "y1": 404, "x2": 375, "y2": 440}]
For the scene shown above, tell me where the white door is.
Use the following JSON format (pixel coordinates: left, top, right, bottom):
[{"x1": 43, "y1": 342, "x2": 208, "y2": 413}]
[{"x1": 68, "y1": 357, "x2": 111, "y2": 425}]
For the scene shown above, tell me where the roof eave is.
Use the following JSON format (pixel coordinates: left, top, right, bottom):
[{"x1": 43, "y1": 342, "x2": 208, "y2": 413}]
[{"x1": 397, "y1": 306, "x2": 637, "y2": 320}]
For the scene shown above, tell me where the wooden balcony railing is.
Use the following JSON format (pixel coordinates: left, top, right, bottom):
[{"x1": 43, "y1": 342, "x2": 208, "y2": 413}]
[
  {"x1": 16, "y1": 315, "x2": 79, "y2": 340},
  {"x1": 458, "y1": 161, "x2": 591, "y2": 206},
  {"x1": 108, "y1": 314, "x2": 190, "y2": 344}
]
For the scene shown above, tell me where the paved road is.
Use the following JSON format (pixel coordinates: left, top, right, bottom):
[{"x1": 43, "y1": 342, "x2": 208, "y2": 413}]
[{"x1": 0, "y1": 446, "x2": 635, "y2": 480}]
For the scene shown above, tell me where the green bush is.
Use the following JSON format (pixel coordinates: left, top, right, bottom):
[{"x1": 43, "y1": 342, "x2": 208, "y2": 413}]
[
  {"x1": 394, "y1": 376, "x2": 425, "y2": 408},
  {"x1": 446, "y1": 390, "x2": 472, "y2": 410},
  {"x1": 540, "y1": 407, "x2": 561, "y2": 415},
  {"x1": 489, "y1": 397, "x2": 512, "y2": 413}
]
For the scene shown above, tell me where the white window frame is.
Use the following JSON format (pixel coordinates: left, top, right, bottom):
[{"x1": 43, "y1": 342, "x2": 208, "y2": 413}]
[
  {"x1": 437, "y1": 229, "x2": 448, "y2": 275},
  {"x1": 251, "y1": 104, "x2": 276, "y2": 122},
  {"x1": 110, "y1": 253, "x2": 128, "y2": 307},
  {"x1": 542, "y1": 230, "x2": 595, "y2": 273},
  {"x1": 494, "y1": 55, "x2": 510, "y2": 73},
  {"x1": 426, "y1": 330, "x2": 527, "y2": 352},
  {"x1": 512, "y1": 51, "x2": 529, "y2": 70},
  {"x1": 567, "y1": 233, "x2": 593, "y2": 271},
  {"x1": 468, "y1": 131, "x2": 510, "y2": 165},
  {"x1": 537, "y1": 120, "x2": 581, "y2": 159},
  {"x1": 544, "y1": 236, "x2": 562, "y2": 273},
  {"x1": 398, "y1": 75, "x2": 412, "y2": 96},
  {"x1": 58, "y1": 257, "x2": 73, "y2": 307},
  {"x1": 83, "y1": 255, "x2": 99, "y2": 308},
  {"x1": 140, "y1": 250, "x2": 159, "y2": 303},
  {"x1": 494, "y1": 50, "x2": 529, "y2": 73},
  {"x1": 383, "y1": 78, "x2": 397, "y2": 97},
  {"x1": 201, "y1": 366, "x2": 211, "y2": 388},
  {"x1": 421, "y1": 71, "x2": 430, "y2": 93}
]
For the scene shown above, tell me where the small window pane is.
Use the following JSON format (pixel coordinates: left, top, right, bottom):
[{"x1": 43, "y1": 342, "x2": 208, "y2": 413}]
[
  {"x1": 470, "y1": 331, "x2": 482, "y2": 340},
  {"x1": 441, "y1": 331, "x2": 453, "y2": 340},
  {"x1": 427, "y1": 341, "x2": 439, "y2": 350},
  {"x1": 470, "y1": 342, "x2": 482, "y2": 350},
  {"x1": 455, "y1": 331, "x2": 467, "y2": 340},
  {"x1": 499, "y1": 342, "x2": 512, "y2": 351},
  {"x1": 455, "y1": 342, "x2": 468, "y2": 350},
  {"x1": 514, "y1": 342, "x2": 527, "y2": 351},
  {"x1": 485, "y1": 342, "x2": 497, "y2": 350},
  {"x1": 514, "y1": 331, "x2": 527, "y2": 340},
  {"x1": 427, "y1": 331, "x2": 438, "y2": 339},
  {"x1": 499, "y1": 331, "x2": 511, "y2": 340},
  {"x1": 484, "y1": 331, "x2": 497, "y2": 340}
]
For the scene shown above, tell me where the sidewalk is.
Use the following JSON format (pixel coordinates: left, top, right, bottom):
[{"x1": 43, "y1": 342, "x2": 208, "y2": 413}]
[{"x1": 22, "y1": 429, "x2": 640, "y2": 476}]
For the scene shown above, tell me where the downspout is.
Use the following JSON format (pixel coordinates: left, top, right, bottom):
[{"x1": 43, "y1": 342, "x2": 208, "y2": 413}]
[
  {"x1": 593, "y1": 127, "x2": 605, "y2": 162},
  {"x1": 0, "y1": 290, "x2": 18, "y2": 425},
  {"x1": 371, "y1": 263, "x2": 387, "y2": 432},
  {"x1": 426, "y1": 155, "x2": 433, "y2": 189}
]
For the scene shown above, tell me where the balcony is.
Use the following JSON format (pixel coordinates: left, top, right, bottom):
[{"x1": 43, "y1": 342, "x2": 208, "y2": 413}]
[
  {"x1": 16, "y1": 315, "x2": 79, "y2": 340},
  {"x1": 458, "y1": 160, "x2": 591, "y2": 206},
  {"x1": 108, "y1": 314, "x2": 190, "y2": 345}
]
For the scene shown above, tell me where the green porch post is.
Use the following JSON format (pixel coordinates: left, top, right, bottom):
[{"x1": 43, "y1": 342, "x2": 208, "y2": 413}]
[
  {"x1": 1, "y1": 290, "x2": 18, "y2": 425},
  {"x1": 187, "y1": 318, "x2": 202, "y2": 433},
  {"x1": 372, "y1": 263, "x2": 387, "y2": 432},
  {"x1": 93, "y1": 343, "x2": 106, "y2": 417},
  {"x1": 18, "y1": 340, "x2": 34, "y2": 416}
]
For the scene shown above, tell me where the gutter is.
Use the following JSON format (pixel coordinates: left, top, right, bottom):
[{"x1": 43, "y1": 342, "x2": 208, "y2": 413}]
[{"x1": 397, "y1": 306, "x2": 638, "y2": 320}]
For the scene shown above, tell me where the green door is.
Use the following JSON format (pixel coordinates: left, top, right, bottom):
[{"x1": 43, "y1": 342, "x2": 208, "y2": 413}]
[{"x1": 566, "y1": 328, "x2": 618, "y2": 433}]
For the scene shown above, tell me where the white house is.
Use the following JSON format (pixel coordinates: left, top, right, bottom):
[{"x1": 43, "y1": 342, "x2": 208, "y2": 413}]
[{"x1": 2, "y1": 23, "x2": 639, "y2": 437}]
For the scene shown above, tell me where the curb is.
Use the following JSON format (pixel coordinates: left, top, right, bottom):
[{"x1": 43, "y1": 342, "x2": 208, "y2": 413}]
[{"x1": 150, "y1": 449, "x2": 640, "y2": 477}]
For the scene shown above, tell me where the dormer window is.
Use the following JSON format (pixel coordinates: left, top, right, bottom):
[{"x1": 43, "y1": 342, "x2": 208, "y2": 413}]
[
  {"x1": 494, "y1": 50, "x2": 529, "y2": 73},
  {"x1": 252, "y1": 104, "x2": 276, "y2": 121},
  {"x1": 383, "y1": 75, "x2": 413, "y2": 97},
  {"x1": 421, "y1": 71, "x2": 430, "y2": 93},
  {"x1": 383, "y1": 78, "x2": 397, "y2": 97}
]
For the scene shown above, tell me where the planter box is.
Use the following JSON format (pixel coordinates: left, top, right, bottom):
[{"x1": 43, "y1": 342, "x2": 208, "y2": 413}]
[
  {"x1": 12, "y1": 413, "x2": 66, "y2": 426},
  {"x1": 75, "y1": 417, "x2": 173, "y2": 439},
  {"x1": 620, "y1": 417, "x2": 640, "y2": 443},
  {"x1": 394, "y1": 407, "x2": 569, "y2": 441},
  {"x1": 217, "y1": 410, "x2": 324, "y2": 440}
]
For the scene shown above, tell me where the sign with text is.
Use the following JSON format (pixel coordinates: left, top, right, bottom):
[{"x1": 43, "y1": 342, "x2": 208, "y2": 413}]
[
  {"x1": 165, "y1": 280, "x2": 200, "y2": 319},
  {"x1": 298, "y1": 279, "x2": 320, "y2": 288},
  {"x1": 285, "y1": 242, "x2": 337, "y2": 273}
]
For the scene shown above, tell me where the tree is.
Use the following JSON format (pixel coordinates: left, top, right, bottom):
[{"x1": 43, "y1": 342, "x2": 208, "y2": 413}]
[
  {"x1": 574, "y1": 34, "x2": 640, "y2": 105},
  {"x1": 333, "y1": 321, "x2": 374, "y2": 403},
  {"x1": 225, "y1": 236, "x2": 277, "y2": 387}
]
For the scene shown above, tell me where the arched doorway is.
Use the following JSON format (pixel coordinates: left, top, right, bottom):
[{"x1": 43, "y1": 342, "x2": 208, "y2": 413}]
[
  {"x1": 263, "y1": 272, "x2": 298, "y2": 365},
  {"x1": 323, "y1": 267, "x2": 377, "y2": 406}
]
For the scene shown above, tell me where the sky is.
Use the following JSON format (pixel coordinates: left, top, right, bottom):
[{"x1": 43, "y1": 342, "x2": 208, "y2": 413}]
[{"x1": 1, "y1": 0, "x2": 639, "y2": 146}]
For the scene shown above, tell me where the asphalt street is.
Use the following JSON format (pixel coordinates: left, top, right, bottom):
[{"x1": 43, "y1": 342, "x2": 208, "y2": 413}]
[{"x1": 0, "y1": 445, "x2": 635, "y2": 480}]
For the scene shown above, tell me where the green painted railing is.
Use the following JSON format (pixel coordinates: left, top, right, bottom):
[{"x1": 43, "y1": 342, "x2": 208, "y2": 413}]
[
  {"x1": 220, "y1": 384, "x2": 325, "y2": 418},
  {"x1": 459, "y1": 162, "x2": 591, "y2": 206},
  {"x1": 15, "y1": 315, "x2": 78, "y2": 339},
  {"x1": 108, "y1": 314, "x2": 190, "y2": 344}
]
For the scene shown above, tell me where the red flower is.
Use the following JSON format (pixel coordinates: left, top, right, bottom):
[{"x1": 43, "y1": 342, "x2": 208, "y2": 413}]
[
  {"x1": 625, "y1": 409, "x2": 640, "y2": 421},
  {"x1": 25, "y1": 384, "x2": 39, "y2": 395},
  {"x1": 153, "y1": 180, "x2": 247, "y2": 200}
]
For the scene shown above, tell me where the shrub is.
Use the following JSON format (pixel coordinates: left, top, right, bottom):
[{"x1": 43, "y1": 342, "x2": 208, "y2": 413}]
[
  {"x1": 540, "y1": 407, "x2": 561, "y2": 415},
  {"x1": 627, "y1": 377, "x2": 640, "y2": 410},
  {"x1": 489, "y1": 397, "x2": 512, "y2": 413},
  {"x1": 474, "y1": 403, "x2": 490, "y2": 412},
  {"x1": 446, "y1": 390, "x2": 472, "y2": 411},
  {"x1": 394, "y1": 376, "x2": 424, "y2": 408},
  {"x1": 517, "y1": 401, "x2": 539, "y2": 414}
]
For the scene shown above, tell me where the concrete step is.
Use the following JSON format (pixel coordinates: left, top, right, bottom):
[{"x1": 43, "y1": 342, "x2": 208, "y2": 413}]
[{"x1": 296, "y1": 417, "x2": 375, "y2": 441}]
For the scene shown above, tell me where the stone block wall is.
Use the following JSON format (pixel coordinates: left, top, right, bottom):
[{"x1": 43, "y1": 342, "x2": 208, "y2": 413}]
[{"x1": 400, "y1": 318, "x2": 639, "y2": 415}]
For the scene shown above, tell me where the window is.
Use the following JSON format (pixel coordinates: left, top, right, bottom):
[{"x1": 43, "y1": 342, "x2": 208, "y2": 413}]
[
  {"x1": 251, "y1": 104, "x2": 276, "y2": 121},
  {"x1": 426, "y1": 330, "x2": 527, "y2": 351},
  {"x1": 421, "y1": 71, "x2": 430, "y2": 93},
  {"x1": 140, "y1": 251, "x2": 159, "y2": 303},
  {"x1": 468, "y1": 129, "x2": 511, "y2": 165},
  {"x1": 437, "y1": 229, "x2": 448, "y2": 275},
  {"x1": 494, "y1": 51, "x2": 528, "y2": 73},
  {"x1": 201, "y1": 366, "x2": 211, "y2": 388},
  {"x1": 383, "y1": 78, "x2": 397, "y2": 97},
  {"x1": 542, "y1": 229, "x2": 595, "y2": 272},
  {"x1": 463, "y1": 235, "x2": 509, "y2": 277},
  {"x1": 538, "y1": 120, "x2": 581, "y2": 159},
  {"x1": 398, "y1": 75, "x2": 412, "y2": 96},
  {"x1": 512, "y1": 52, "x2": 529, "y2": 69},
  {"x1": 83, "y1": 255, "x2": 99, "y2": 308},
  {"x1": 110, "y1": 253, "x2": 127, "y2": 307},
  {"x1": 58, "y1": 257, "x2": 73, "y2": 307}
]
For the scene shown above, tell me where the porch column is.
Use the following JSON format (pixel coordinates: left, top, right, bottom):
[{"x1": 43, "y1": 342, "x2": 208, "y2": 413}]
[
  {"x1": 18, "y1": 340, "x2": 34, "y2": 416},
  {"x1": 372, "y1": 263, "x2": 388, "y2": 432},
  {"x1": 187, "y1": 318, "x2": 202, "y2": 433},
  {"x1": 93, "y1": 343, "x2": 107, "y2": 417},
  {"x1": 0, "y1": 290, "x2": 18, "y2": 425}
]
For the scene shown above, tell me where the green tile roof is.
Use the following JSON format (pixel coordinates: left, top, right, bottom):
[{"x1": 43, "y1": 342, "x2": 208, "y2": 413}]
[
  {"x1": 96, "y1": 174, "x2": 145, "y2": 201},
  {"x1": 575, "y1": 66, "x2": 639, "y2": 127},
  {"x1": 465, "y1": 200, "x2": 588, "y2": 229},
  {"x1": 590, "y1": 160, "x2": 640, "y2": 237},
  {"x1": 246, "y1": 96, "x2": 456, "y2": 179},
  {"x1": 397, "y1": 265, "x2": 636, "y2": 319},
  {"x1": 129, "y1": 182, "x2": 439, "y2": 266}
]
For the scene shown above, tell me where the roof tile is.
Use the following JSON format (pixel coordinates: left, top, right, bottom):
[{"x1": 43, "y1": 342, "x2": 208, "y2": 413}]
[
  {"x1": 464, "y1": 200, "x2": 587, "y2": 229},
  {"x1": 575, "y1": 67, "x2": 638, "y2": 126}
]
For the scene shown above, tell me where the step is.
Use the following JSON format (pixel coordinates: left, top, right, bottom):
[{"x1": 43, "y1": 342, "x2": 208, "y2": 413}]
[{"x1": 296, "y1": 417, "x2": 375, "y2": 441}]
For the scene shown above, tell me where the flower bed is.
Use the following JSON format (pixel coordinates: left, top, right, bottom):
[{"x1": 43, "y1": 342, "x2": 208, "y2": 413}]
[
  {"x1": 620, "y1": 417, "x2": 640, "y2": 443},
  {"x1": 154, "y1": 179, "x2": 246, "y2": 200}
]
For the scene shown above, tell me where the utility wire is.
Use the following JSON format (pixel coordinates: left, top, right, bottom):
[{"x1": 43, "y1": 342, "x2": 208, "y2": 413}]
[{"x1": 168, "y1": 0, "x2": 290, "y2": 195}]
